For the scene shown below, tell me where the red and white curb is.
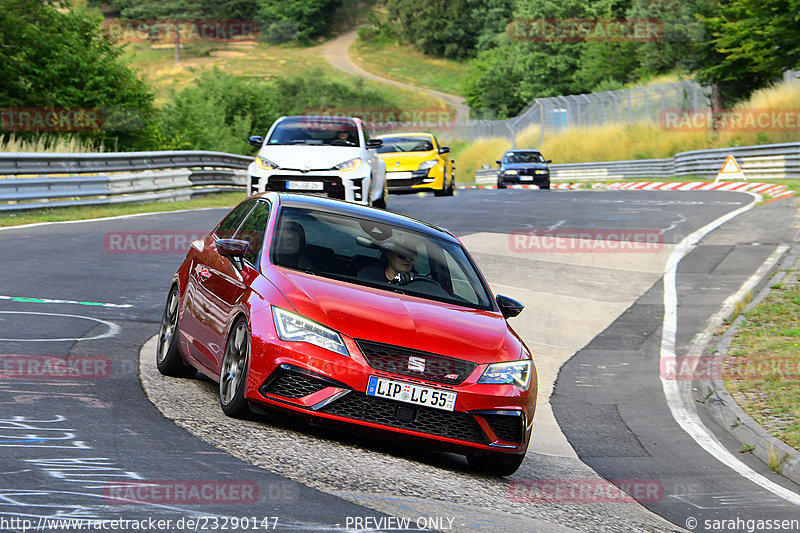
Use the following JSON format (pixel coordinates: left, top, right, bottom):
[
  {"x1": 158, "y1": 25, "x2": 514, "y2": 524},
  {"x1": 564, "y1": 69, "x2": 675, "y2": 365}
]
[{"x1": 458, "y1": 181, "x2": 793, "y2": 199}]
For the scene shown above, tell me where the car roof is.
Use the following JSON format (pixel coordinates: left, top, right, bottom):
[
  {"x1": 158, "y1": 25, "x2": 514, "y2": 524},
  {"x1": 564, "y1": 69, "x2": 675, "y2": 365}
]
[
  {"x1": 507, "y1": 149, "x2": 541, "y2": 154},
  {"x1": 254, "y1": 192, "x2": 459, "y2": 244}
]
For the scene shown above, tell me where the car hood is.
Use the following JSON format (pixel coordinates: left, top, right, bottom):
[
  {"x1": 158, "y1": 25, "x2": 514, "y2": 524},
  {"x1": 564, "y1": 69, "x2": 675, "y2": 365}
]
[
  {"x1": 379, "y1": 151, "x2": 438, "y2": 172},
  {"x1": 259, "y1": 145, "x2": 363, "y2": 170},
  {"x1": 271, "y1": 269, "x2": 521, "y2": 364}
]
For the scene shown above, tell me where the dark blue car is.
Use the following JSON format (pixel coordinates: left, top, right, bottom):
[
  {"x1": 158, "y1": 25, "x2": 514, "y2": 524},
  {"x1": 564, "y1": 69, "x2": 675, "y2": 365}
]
[{"x1": 496, "y1": 150, "x2": 551, "y2": 189}]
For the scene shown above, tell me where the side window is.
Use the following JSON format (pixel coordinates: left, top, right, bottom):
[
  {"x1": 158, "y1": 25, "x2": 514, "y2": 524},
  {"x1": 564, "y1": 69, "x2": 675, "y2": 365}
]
[
  {"x1": 235, "y1": 201, "x2": 271, "y2": 266},
  {"x1": 215, "y1": 199, "x2": 257, "y2": 239}
]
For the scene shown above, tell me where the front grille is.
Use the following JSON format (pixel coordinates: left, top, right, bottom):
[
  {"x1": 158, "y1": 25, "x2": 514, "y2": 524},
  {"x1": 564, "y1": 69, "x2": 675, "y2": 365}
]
[
  {"x1": 518, "y1": 168, "x2": 548, "y2": 176},
  {"x1": 320, "y1": 392, "x2": 485, "y2": 444},
  {"x1": 356, "y1": 339, "x2": 476, "y2": 385},
  {"x1": 260, "y1": 367, "x2": 331, "y2": 399},
  {"x1": 482, "y1": 413, "x2": 524, "y2": 444},
  {"x1": 267, "y1": 176, "x2": 345, "y2": 199},
  {"x1": 386, "y1": 170, "x2": 430, "y2": 189}
]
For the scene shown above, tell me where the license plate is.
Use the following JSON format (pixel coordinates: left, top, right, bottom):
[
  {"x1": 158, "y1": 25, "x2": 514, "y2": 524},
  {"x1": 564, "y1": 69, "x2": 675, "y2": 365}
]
[
  {"x1": 387, "y1": 171, "x2": 412, "y2": 181},
  {"x1": 287, "y1": 181, "x2": 324, "y2": 190},
  {"x1": 519, "y1": 175, "x2": 533, "y2": 181},
  {"x1": 366, "y1": 376, "x2": 456, "y2": 411}
]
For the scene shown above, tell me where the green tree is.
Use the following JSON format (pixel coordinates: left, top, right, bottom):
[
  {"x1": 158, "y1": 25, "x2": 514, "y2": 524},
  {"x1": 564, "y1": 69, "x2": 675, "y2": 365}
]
[
  {"x1": 385, "y1": 0, "x2": 514, "y2": 59},
  {"x1": 256, "y1": 0, "x2": 342, "y2": 43},
  {"x1": 0, "y1": 0, "x2": 155, "y2": 150},
  {"x1": 697, "y1": 0, "x2": 800, "y2": 108}
]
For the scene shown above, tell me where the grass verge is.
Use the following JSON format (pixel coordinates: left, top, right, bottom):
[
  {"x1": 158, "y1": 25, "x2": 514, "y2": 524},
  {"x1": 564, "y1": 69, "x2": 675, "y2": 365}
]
[
  {"x1": 0, "y1": 192, "x2": 245, "y2": 228},
  {"x1": 726, "y1": 277, "x2": 800, "y2": 451},
  {"x1": 125, "y1": 41, "x2": 444, "y2": 110},
  {"x1": 351, "y1": 39, "x2": 468, "y2": 96}
]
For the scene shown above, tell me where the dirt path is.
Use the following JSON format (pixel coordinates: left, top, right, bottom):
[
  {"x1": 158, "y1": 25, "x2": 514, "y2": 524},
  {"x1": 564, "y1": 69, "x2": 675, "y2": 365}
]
[{"x1": 319, "y1": 30, "x2": 470, "y2": 123}]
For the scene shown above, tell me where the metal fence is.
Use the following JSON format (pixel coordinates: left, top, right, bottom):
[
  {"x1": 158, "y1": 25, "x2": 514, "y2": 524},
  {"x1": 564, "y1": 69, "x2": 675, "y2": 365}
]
[
  {"x1": 475, "y1": 142, "x2": 800, "y2": 184},
  {"x1": 0, "y1": 151, "x2": 251, "y2": 212},
  {"x1": 449, "y1": 80, "x2": 710, "y2": 146}
]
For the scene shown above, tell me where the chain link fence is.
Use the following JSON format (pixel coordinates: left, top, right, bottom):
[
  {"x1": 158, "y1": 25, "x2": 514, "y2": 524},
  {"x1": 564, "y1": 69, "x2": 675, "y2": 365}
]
[{"x1": 446, "y1": 80, "x2": 710, "y2": 146}]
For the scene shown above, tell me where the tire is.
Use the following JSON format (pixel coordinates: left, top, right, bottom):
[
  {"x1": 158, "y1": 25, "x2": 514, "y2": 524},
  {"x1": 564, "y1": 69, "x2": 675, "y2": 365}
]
[
  {"x1": 373, "y1": 177, "x2": 388, "y2": 209},
  {"x1": 497, "y1": 181, "x2": 507, "y2": 190},
  {"x1": 219, "y1": 318, "x2": 251, "y2": 418},
  {"x1": 446, "y1": 175, "x2": 455, "y2": 196},
  {"x1": 156, "y1": 286, "x2": 197, "y2": 378},
  {"x1": 540, "y1": 182, "x2": 551, "y2": 190},
  {"x1": 434, "y1": 182, "x2": 447, "y2": 197},
  {"x1": 467, "y1": 452, "x2": 525, "y2": 476}
]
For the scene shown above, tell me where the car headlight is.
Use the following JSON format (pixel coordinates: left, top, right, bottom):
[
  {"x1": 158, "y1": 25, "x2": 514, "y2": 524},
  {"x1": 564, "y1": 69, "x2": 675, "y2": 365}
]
[
  {"x1": 256, "y1": 156, "x2": 278, "y2": 170},
  {"x1": 272, "y1": 307, "x2": 349, "y2": 357},
  {"x1": 333, "y1": 158, "x2": 362, "y2": 171},
  {"x1": 502, "y1": 169, "x2": 518, "y2": 176},
  {"x1": 418, "y1": 159, "x2": 438, "y2": 171},
  {"x1": 535, "y1": 169, "x2": 548, "y2": 175},
  {"x1": 478, "y1": 360, "x2": 531, "y2": 388}
]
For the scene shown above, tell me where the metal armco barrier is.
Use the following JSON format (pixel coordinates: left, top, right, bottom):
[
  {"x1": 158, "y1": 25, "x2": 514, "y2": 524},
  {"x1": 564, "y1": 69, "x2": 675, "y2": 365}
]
[
  {"x1": 476, "y1": 142, "x2": 800, "y2": 184},
  {"x1": 0, "y1": 151, "x2": 252, "y2": 212}
]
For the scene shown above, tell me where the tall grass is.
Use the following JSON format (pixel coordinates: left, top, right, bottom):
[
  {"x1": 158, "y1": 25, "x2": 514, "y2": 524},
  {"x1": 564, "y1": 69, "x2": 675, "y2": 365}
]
[
  {"x1": 0, "y1": 134, "x2": 106, "y2": 153},
  {"x1": 456, "y1": 79, "x2": 800, "y2": 182}
]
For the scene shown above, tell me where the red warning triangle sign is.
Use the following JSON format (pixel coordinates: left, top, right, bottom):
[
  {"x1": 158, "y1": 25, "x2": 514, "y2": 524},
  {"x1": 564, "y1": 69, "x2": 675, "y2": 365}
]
[{"x1": 714, "y1": 155, "x2": 746, "y2": 182}]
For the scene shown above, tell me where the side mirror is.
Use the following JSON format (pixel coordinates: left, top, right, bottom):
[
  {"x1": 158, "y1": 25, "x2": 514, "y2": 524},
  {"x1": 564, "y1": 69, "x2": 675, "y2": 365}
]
[
  {"x1": 248, "y1": 136, "x2": 263, "y2": 147},
  {"x1": 366, "y1": 139, "x2": 383, "y2": 149},
  {"x1": 495, "y1": 160, "x2": 502, "y2": 165},
  {"x1": 546, "y1": 159, "x2": 552, "y2": 163},
  {"x1": 496, "y1": 294, "x2": 524, "y2": 319},
  {"x1": 438, "y1": 146, "x2": 451, "y2": 154},
  {"x1": 216, "y1": 238, "x2": 249, "y2": 270}
]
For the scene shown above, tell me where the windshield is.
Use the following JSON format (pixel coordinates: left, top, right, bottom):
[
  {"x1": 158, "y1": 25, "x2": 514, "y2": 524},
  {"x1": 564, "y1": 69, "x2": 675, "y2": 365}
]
[
  {"x1": 376, "y1": 136, "x2": 434, "y2": 153},
  {"x1": 504, "y1": 151, "x2": 545, "y2": 163},
  {"x1": 271, "y1": 207, "x2": 494, "y2": 310},
  {"x1": 267, "y1": 117, "x2": 361, "y2": 147}
]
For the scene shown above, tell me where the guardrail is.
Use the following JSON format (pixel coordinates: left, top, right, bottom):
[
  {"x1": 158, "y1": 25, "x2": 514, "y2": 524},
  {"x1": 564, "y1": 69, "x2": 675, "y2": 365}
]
[
  {"x1": 475, "y1": 142, "x2": 800, "y2": 184},
  {"x1": 0, "y1": 151, "x2": 251, "y2": 212}
]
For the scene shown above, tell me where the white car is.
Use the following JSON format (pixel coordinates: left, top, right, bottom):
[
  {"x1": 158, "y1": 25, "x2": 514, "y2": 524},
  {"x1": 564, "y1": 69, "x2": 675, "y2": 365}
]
[{"x1": 247, "y1": 116, "x2": 388, "y2": 208}]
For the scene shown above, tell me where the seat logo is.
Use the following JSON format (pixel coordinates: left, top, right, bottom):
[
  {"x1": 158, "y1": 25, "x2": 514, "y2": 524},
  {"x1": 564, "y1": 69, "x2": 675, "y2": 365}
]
[{"x1": 408, "y1": 356, "x2": 426, "y2": 372}]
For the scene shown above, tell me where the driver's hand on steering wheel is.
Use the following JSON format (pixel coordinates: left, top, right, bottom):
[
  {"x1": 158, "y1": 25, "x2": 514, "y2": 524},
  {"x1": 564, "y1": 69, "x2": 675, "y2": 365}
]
[{"x1": 393, "y1": 272, "x2": 414, "y2": 285}]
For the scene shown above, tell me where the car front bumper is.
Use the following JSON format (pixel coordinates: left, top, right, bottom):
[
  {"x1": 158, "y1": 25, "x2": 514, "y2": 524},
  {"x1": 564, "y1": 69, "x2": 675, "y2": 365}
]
[
  {"x1": 245, "y1": 327, "x2": 536, "y2": 455},
  {"x1": 248, "y1": 164, "x2": 371, "y2": 204}
]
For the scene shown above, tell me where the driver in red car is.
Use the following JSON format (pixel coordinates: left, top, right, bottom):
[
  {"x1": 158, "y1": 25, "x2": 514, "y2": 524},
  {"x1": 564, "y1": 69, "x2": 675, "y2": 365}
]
[{"x1": 357, "y1": 244, "x2": 417, "y2": 285}]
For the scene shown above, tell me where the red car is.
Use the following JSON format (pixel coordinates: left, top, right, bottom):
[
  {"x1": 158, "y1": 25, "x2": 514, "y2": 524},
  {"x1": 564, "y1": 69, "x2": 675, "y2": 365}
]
[{"x1": 156, "y1": 192, "x2": 537, "y2": 475}]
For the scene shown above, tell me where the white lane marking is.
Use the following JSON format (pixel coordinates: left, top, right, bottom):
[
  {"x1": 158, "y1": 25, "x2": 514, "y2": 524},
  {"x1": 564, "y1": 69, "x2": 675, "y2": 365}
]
[
  {"x1": 659, "y1": 192, "x2": 800, "y2": 506},
  {"x1": 0, "y1": 295, "x2": 132, "y2": 308},
  {"x1": 0, "y1": 311, "x2": 120, "y2": 342},
  {"x1": 0, "y1": 207, "x2": 225, "y2": 232}
]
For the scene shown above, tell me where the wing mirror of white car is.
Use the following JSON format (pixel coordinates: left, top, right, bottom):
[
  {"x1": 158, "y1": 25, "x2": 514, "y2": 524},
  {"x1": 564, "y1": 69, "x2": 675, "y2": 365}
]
[
  {"x1": 366, "y1": 139, "x2": 383, "y2": 149},
  {"x1": 248, "y1": 136, "x2": 263, "y2": 147}
]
